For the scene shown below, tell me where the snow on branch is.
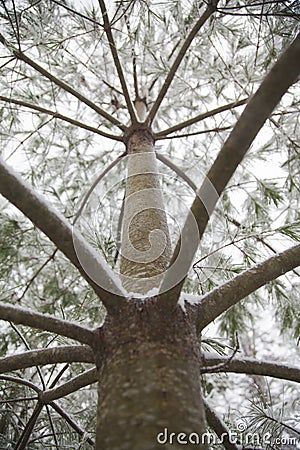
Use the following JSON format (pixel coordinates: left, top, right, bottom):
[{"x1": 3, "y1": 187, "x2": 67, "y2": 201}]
[
  {"x1": 197, "y1": 243, "x2": 300, "y2": 330},
  {"x1": 0, "y1": 302, "x2": 96, "y2": 346},
  {"x1": 0, "y1": 158, "x2": 127, "y2": 315},
  {"x1": 202, "y1": 352, "x2": 300, "y2": 383},
  {"x1": 0, "y1": 346, "x2": 94, "y2": 374},
  {"x1": 158, "y1": 34, "x2": 300, "y2": 309}
]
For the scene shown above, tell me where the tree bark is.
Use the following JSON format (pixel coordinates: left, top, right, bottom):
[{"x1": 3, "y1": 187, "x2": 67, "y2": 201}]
[
  {"x1": 120, "y1": 130, "x2": 171, "y2": 294},
  {"x1": 94, "y1": 299, "x2": 208, "y2": 450}
]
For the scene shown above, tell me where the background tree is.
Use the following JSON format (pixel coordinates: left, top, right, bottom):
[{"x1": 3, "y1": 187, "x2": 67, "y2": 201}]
[{"x1": 0, "y1": 1, "x2": 300, "y2": 449}]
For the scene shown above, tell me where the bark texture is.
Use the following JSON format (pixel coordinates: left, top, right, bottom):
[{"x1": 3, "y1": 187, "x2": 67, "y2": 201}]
[
  {"x1": 120, "y1": 130, "x2": 171, "y2": 293},
  {"x1": 94, "y1": 298, "x2": 208, "y2": 450}
]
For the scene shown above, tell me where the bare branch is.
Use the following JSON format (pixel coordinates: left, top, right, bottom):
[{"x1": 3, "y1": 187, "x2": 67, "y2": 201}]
[
  {"x1": 51, "y1": 0, "x2": 103, "y2": 28},
  {"x1": 98, "y1": 0, "x2": 137, "y2": 122},
  {"x1": 155, "y1": 98, "x2": 248, "y2": 138},
  {"x1": 0, "y1": 158, "x2": 127, "y2": 315},
  {"x1": 0, "y1": 374, "x2": 40, "y2": 393},
  {"x1": 0, "y1": 95, "x2": 123, "y2": 141},
  {"x1": 0, "y1": 33, "x2": 126, "y2": 131},
  {"x1": 0, "y1": 374, "x2": 95, "y2": 446},
  {"x1": 15, "y1": 403, "x2": 44, "y2": 450},
  {"x1": 147, "y1": 2, "x2": 219, "y2": 125},
  {"x1": 17, "y1": 250, "x2": 57, "y2": 303},
  {"x1": 204, "y1": 400, "x2": 239, "y2": 450},
  {"x1": 50, "y1": 402, "x2": 95, "y2": 446},
  {"x1": 202, "y1": 352, "x2": 300, "y2": 383},
  {"x1": 156, "y1": 152, "x2": 197, "y2": 192},
  {"x1": 0, "y1": 302, "x2": 96, "y2": 346},
  {"x1": 197, "y1": 243, "x2": 300, "y2": 330},
  {"x1": 0, "y1": 346, "x2": 94, "y2": 374},
  {"x1": 73, "y1": 152, "x2": 126, "y2": 224},
  {"x1": 158, "y1": 34, "x2": 300, "y2": 309},
  {"x1": 155, "y1": 125, "x2": 232, "y2": 140},
  {"x1": 40, "y1": 368, "x2": 97, "y2": 404}
]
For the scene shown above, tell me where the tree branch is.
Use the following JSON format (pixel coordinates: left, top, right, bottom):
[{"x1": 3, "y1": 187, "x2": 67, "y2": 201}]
[
  {"x1": 0, "y1": 302, "x2": 96, "y2": 346},
  {"x1": 73, "y1": 153, "x2": 125, "y2": 224},
  {"x1": 50, "y1": 402, "x2": 95, "y2": 446},
  {"x1": 203, "y1": 400, "x2": 239, "y2": 450},
  {"x1": 0, "y1": 158, "x2": 127, "y2": 315},
  {"x1": 0, "y1": 346, "x2": 94, "y2": 374},
  {"x1": 155, "y1": 98, "x2": 248, "y2": 138},
  {"x1": 0, "y1": 374, "x2": 40, "y2": 393},
  {"x1": 0, "y1": 33, "x2": 126, "y2": 131},
  {"x1": 156, "y1": 125, "x2": 232, "y2": 140},
  {"x1": 158, "y1": 33, "x2": 300, "y2": 309},
  {"x1": 156, "y1": 152, "x2": 197, "y2": 192},
  {"x1": 0, "y1": 95, "x2": 123, "y2": 141},
  {"x1": 15, "y1": 403, "x2": 44, "y2": 450},
  {"x1": 40, "y1": 368, "x2": 97, "y2": 404},
  {"x1": 98, "y1": 0, "x2": 137, "y2": 122},
  {"x1": 202, "y1": 352, "x2": 300, "y2": 383},
  {"x1": 147, "y1": 1, "x2": 219, "y2": 125},
  {"x1": 197, "y1": 243, "x2": 300, "y2": 330},
  {"x1": 0, "y1": 374, "x2": 95, "y2": 446}
]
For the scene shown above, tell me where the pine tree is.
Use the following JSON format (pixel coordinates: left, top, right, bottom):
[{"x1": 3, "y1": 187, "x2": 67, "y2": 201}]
[{"x1": 0, "y1": 1, "x2": 299, "y2": 449}]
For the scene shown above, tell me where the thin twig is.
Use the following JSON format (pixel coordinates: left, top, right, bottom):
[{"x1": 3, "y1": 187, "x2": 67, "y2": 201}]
[
  {"x1": 156, "y1": 125, "x2": 232, "y2": 140},
  {"x1": 156, "y1": 152, "x2": 197, "y2": 192},
  {"x1": 11, "y1": 0, "x2": 21, "y2": 49},
  {"x1": 155, "y1": 98, "x2": 248, "y2": 137},
  {"x1": 147, "y1": 1, "x2": 219, "y2": 124},
  {"x1": 0, "y1": 95, "x2": 123, "y2": 141},
  {"x1": 201, "y1": 334, "x2": 240, "y2": 373},
  {"x1": 9, "y1": 322, "x2": 46, "y2": 389},
  {"x1": 73, "y1": 152, "x2": 126, "y2": 224},
  {"x1": 14, "y1": 403, "x2": 44, "y2": 450},
  {"x1": 51, "y1": 0, "x2": 103, "y2": 28},
  {"x1": 226, "y1": 215, "x2": 300, "y2": 277},
  {"x1": 45, "y1": 404, "x2": 59, "y2": 450},
  {"x1": 0, "y1": 0, "x2": 20, "y2": 49},
  {"x1": 98, "y1": 0, "x2": 137, "y2": 122},
  {"x1": 18, "y1": 250, "x2": 57, "y2": 302},
  {"x1": 0, "y1": 396, "x2": 38, "y2": 404},
  {"x1": 50, "y1": 402, "x2": 95, "y2": 446}
]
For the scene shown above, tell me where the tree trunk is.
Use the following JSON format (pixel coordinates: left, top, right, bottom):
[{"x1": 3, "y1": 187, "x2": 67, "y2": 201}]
[
  {"x1": 95, "y1": 129, "x2": 208, "y2": 449},
  {"x1": 94, "y1": 298, "x2": 208, "y2": 450},
  {"x1": 120, "y1": 130, "x2": 171, "y2": 294}
]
